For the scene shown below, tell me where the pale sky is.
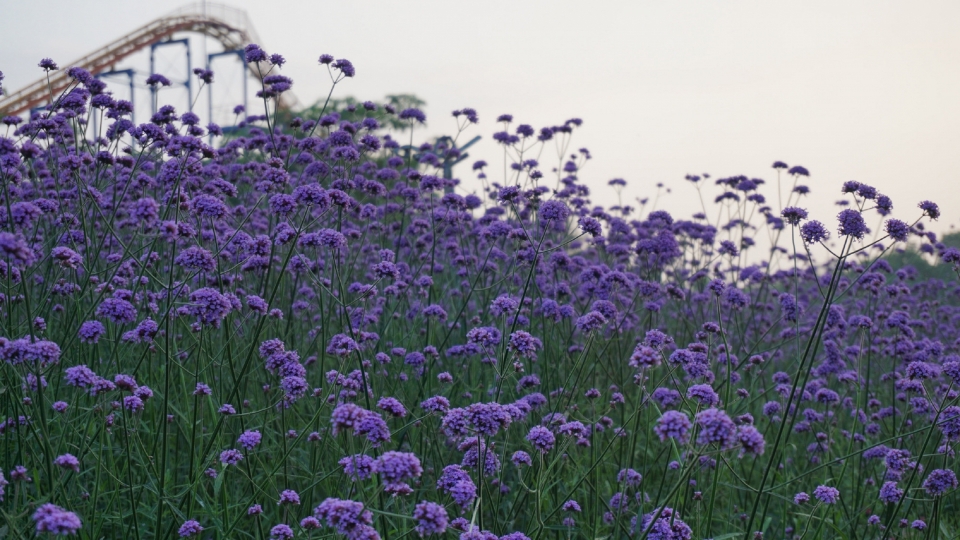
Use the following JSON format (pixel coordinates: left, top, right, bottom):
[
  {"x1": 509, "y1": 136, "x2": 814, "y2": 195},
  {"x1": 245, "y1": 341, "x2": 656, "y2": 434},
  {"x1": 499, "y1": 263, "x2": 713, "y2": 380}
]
[{"x1": 2, "y1": 0, "x2": 959, "y2": 235}]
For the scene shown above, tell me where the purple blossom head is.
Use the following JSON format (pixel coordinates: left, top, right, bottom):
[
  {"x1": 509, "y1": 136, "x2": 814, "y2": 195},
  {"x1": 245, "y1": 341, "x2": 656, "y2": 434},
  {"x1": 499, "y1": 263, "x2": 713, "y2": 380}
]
[
  {"x1": 923, "y1": 468, "x2": 958, "y2": 497},
  {"x1": 878, "y1": 481, "x2": 903, "y2": 504},
  {"x1": 269, "y1": 524, "x2": 294, "y2": 540},
  {"x1": 780, "y1": 206, "x2": 808, "y2": 226},
  {"x1": 800, "y1": 220, "x2": 829, "y2": 244},
  {"x1": 511, "y1": 451, "x2": 533, "y2": 467},
  {"x1": 813, "y1": 485, "x2": 840, "y2": 504},
  {"x1": 695, "y1": 408, "x2": 737, "y2": 449},
  {"x1": 97, "y1": 297, "x2": 137, "y2": 325},
  {"x1": 178, "y1": 519, "x2": 204, "y2": 537},
  {"x1": 737, "y1": 425, "x2": 765, "y2": 457},
  {"x1": 508, "y1": 331, "x2": 542, "y2": 359},
  {"x1": 278, "y1": 489, "x2": 300, "y2": 505},
  {"x1": 654, "y1": 411, "x2": 691, "y2": 444},
  {"x1": 339, "y1": 454, "x2": 375, "y2": 481},
  {"x1": 313, "y1": 498, "x2": 374, "y2": 536},
  {"x1": 686, "y1": 384, "x2": 720, "y2": 407},
  {"x1": 526, "y1": 425, "x2": 555, "y2": 453},
  {"x1": 413, "y1": 501, "x2": 449, "y2": 536},
  {"x1": 33, "y1": 504, "x2": 82, "y2": 535},
  {"x1": 836, "y1": 209, "x2": 868, "y2": 240},
  {"x1": 538, "y1": 200, "x2": 570, "y2": 223},
  {"x1": 327, "y1": 334, "x2": 360, "y2": 357},
  {"x1": 578, "y1": 216, "x2": 603, "y2": 237},
  {"x1": 54, "y1": 453, "x2": 80, "y2": 472},
  {"x1": 884, "y1": 219, "x2": 910, "y2": 242},
  {"x1": 220, "y1": 449, "x2": 244, "y2": 466},
  {"x1": 372, "y1": 451, "x2": 422, "y2": 485},
  {"x1": 918, "y1": 200, "x2": 940, "y2": 220}
]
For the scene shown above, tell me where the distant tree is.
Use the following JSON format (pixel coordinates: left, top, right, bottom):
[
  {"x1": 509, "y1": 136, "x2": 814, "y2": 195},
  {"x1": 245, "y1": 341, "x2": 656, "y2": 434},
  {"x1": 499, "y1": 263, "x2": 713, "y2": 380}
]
[
  {"x1": 281, "y1": 93, "x2": 427, "y2": 131},
  {"x1": 883, "y1": 230, "x2": 960, "y2": 282}
]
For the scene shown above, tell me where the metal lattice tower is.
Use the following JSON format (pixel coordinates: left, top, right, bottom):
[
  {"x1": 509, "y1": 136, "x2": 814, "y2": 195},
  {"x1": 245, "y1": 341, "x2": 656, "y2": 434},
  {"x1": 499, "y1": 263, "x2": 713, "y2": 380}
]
[{"x1": 0, "y1": 2, "x2": 297, "y2": 117}]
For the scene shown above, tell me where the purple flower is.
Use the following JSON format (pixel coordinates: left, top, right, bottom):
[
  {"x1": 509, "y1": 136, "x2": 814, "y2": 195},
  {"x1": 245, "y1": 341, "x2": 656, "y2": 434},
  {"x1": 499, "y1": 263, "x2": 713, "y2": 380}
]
[
  {"x1": 0, "y1": 232, "x2": 36, "y2": 266},
  {"x1": 800, "y1": 220, "x2": 829, "y2": 244},
  {"x1": 270, "y1": 524, "x2": 294, "y2": 540},
  {"x1": 327, "y1": 334, "x2": 360, "y2": 357},
  {"x1": 123, "y1": 395, "x2": 144, "y2": 412},
  {"x1": 884, "y1": 219, "x2": 910, "y2": 242},
  {"x1": 191, "y1": 194, "x2": 228, "y2": 219},
  {"x1": 33, "y1": 504, "x2": 82, "y2": 535},
  {"x1": 654, "y1": 411, "x2": 691, "y2": 444},
  {"x1": 635, "y1": 507, "x2": 691, "y2": 539},
  {"x1": 737, "y1": 425, "x2": 765, "y2": 457},
  {"x1": 538, "y1": 200, "x2": 570, "y2": 222},
  {"x1": 244, "y1": 44, "x2": 268, "y2": 63},
  {"x1": 413, "y1": 501, "x2": 449, "y2": 536},
  {"x1": 779, "y1": 294, "x2": 802, "y2": 322},
  {"x1": 50, "y1": 247, "x2": 82, "y2": 269},
  {"x1": 184, "y1": 288, "x2": 233, "y2": 328},
  {"x1": 373, "y1": 451, "x2": 422, "y2": 485},
  {"x1": 400, "y1": 108, "x2": 426, "y2": 123},
  {"x1": 64, "y1": 365, "x2": 99, "y2": 390},
  {"x1": 526, "y1": 426, "x2": 555, "y2": 453},
  {"x1": 813, "y1": 485, "x2": 840, "y2": 504},
  {"x1": 878, "y1": 481, "x2": 902, "y2": 503},
  {"x1": 511, "y1": 451, "x2": 533, "y2": 467},
  {"x1": 146, "y1": 73, "x2": 171, "y2": 87},
  {"x1": 313, "y1": 498, "x2": 374, "y2": 536},
  {"x1": 54, "y1": 453, "x2": 80, "y2": 472},
  {"x1": 781, "y1": 206, "x2": 808, "y2": 225},
  {"x1": 837, "y1": 209, "x2": 868, "y2": 240},
  {"x1": 467, "y1": 402, "x2": 512, "y2": 436},
  {"x1": 331, "y1": 403, "x2": 367, "y2": 435},
  {"x1": 508, "y1": 331, "x2": 542, "y2": 359},
  {"x1": 923, "y1": 468, "x2": 958, "y2": 497},
  {"x1": 686, "y1": 384, "x2": 720, "y2": 407},
  {"x1": 918, "y1": 200, "x2": 940, "y2": 219},
  {"x1": 178, "y1": 519, "x2": 204, "y2": 537},
  {"x1": 220, "y1": 449, "x2": 244, "y2": 466},
  {"x1": 97, "y1": 298, "x2": 137, "y2": 325},
  {"x1": 278, "y1": 489, "x2": 300, "y2": 505},
  {"x1": 339, "y1": 454, "x2": 375, "y2": 481},
  {"x1": 695, "y1": 408, "x2": 737, "y2": 449},
  {"x1": 578, "y1": 216, "x2": 603, "y2": 237},
  {"x1": 466, "y1": 327, "x2": 501, "y2": 347},
  {"x1": 377, "y1": 397, "x2": 407, "y2": 418},
  {"x1": 301, "y1": 516, "x2": 321, "y2": 530},
  {"x1": 332, "y1": 58, "x2": 355, "y2": 77},
  {"x1": 575, "y1": 311, "x2": 607, "y2": 333}
]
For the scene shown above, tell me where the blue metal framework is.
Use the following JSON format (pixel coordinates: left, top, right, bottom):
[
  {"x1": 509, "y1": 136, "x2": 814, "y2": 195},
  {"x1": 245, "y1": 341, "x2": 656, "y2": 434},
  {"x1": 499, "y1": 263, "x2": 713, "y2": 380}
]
[
  {"x1": 149, "y1": 38, "x2": 192, "y2": 113},
  {"x1": 206, "y1": 49, "x2": 247, "y2": 140},
  {"x1": 96, "y1": 69, "x2": 136, "y2": 125}
]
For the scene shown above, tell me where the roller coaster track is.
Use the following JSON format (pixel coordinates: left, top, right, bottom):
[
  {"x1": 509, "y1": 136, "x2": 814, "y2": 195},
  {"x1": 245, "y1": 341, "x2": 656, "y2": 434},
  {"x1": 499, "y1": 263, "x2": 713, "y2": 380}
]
[{"x1": 0, "y1": 3, "x2": 295, "y2": 116}]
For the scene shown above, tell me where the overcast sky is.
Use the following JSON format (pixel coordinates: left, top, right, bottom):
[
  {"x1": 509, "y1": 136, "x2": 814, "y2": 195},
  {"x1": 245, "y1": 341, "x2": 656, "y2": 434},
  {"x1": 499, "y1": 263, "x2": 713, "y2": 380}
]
[{"x1": 2, "y1": 0, "x2": 959, "y2": 235}]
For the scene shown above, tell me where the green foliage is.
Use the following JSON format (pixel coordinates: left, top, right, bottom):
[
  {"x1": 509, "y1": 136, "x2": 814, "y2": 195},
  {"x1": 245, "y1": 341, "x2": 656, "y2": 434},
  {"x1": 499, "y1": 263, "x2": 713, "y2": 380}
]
[
  {"x1": 883, "y1": 230, "x2": 960, "y2": 282},
  {"x1": 285, "y1": 93, "x2": 427, "y2": 131}
]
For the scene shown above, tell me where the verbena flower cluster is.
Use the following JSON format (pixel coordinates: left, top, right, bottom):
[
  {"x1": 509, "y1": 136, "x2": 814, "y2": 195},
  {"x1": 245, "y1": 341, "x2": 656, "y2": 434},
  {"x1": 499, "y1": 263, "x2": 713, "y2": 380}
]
[{"x1": 0, "y1": 47, "x2": 959, "y2": 539}]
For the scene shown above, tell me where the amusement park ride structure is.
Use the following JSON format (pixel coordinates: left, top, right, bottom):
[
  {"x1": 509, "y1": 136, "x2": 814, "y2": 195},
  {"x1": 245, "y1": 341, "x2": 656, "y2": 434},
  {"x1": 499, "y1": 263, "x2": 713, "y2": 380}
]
[{"x1": 0, "y1": 3, "x2": 296, "y2": 121}]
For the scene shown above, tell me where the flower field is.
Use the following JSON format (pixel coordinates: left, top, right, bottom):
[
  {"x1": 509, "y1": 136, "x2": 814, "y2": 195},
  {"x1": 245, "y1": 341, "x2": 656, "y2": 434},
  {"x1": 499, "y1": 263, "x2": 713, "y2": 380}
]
[{"x1": 1, "y1": 45, "x2": 959, "y2": 539}]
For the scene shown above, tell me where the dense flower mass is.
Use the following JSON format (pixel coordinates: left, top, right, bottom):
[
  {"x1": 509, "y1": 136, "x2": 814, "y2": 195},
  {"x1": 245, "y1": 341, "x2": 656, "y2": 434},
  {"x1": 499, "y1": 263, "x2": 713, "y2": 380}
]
[{"x1": 0, "y1": 46, "x2": 956, "y2": 540}]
